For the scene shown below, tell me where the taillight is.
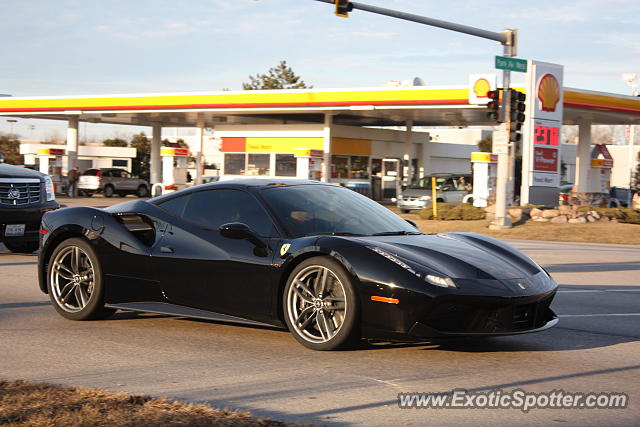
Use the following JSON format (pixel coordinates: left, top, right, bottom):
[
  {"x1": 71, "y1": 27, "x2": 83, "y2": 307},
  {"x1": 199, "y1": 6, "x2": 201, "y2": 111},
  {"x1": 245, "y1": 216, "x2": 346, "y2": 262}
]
[
  {"x1": 165, "y1": 185, "x2": 178, "y2": 191},
  {"x1": 39, "y1": 229, "x2": 49, "y2": 235},
  {"x1": 560, "y1": 194, "x2": 568, "y2": 200},
  {"x1": 97, "y1": 170, "x2": 102, "y2": 182}
]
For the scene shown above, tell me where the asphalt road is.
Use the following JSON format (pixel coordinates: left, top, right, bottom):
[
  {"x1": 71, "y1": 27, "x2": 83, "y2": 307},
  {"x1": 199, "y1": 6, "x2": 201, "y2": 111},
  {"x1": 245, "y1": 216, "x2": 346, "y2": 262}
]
[{"x1": 1, "y1": 197, "x2": 639, "y2": 426}]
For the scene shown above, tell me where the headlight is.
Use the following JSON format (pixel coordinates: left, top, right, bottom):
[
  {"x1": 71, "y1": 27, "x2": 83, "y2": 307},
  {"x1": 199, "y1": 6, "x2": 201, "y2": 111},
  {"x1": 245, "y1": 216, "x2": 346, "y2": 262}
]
[
  {"x1": 418, "y1": 195, "x2": 431, "y2": 201},
  {"x1": 44, "y1": 176, "x2": 55, "y2": 201},
  {"x1": 368, "y1": 246, "x2": 457, "y2": 288},
  {"x1": 425, "y1": 274, "x2": 456, "y2": 288},
  {"x1": 396, "y1": 195, "x2": 403, "y2": 200}
]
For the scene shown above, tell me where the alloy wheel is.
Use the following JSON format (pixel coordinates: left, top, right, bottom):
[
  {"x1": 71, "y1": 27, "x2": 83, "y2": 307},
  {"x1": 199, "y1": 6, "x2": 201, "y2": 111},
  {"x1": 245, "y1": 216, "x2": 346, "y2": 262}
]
[
  {"x1": 286, "y1": 265, "x2": 347, "y2": 344},
  {"x1": 50, "y1": 246, "x2": 95, "y2": 313}
]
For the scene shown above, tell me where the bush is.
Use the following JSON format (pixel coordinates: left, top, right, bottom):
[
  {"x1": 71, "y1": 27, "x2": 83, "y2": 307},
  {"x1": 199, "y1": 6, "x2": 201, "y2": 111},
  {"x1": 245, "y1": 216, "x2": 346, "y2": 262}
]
[
  {"x1": 418, "y1": 203, "x2": 485, "y2": 221},
  {"x1": 418, "y1": 203, "x2": 453, "y2": 220},
  {"x1": 576, "y1": 205, "x2": 640, "y2": 224},
  {"x1": 443, "y1": 204, "x2": 487, "y2": 220}
]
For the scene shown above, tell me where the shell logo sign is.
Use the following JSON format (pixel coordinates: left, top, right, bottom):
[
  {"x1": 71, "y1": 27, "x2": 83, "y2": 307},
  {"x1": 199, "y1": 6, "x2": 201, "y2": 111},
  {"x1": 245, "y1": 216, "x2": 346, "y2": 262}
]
[
  {"x1": 472, "y1": 78, "x2": 491, "y2": 98},
  {"x1": 468, "y1": 74, "x2": 496, "y2": 104},
  {"x1": 537, "y1": 73, "x2": 560, "y2": 112}
]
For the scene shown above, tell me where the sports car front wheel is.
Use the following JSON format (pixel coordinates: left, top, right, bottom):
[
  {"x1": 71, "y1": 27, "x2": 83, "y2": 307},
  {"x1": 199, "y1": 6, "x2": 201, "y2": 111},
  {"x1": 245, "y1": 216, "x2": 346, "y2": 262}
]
[
  {"x1": 47, "y1": 237, "x2": 115, "y2": 321},
  {"x1": 284, "y1": 257, "x2": 360, "y2": 350}
]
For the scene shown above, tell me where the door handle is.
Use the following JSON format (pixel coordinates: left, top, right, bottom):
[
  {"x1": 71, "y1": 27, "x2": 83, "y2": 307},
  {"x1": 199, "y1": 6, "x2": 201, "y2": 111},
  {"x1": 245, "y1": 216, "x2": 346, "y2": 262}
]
[{"x1": 160, "y1": 246, "x2": 174, "y2": 254}]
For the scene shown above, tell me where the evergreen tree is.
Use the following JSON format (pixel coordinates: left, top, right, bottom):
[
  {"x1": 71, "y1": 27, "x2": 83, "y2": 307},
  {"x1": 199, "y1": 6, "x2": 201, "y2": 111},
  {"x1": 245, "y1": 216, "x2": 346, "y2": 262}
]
[{"x1": 243, "y1": 60, "x2": 311, "y2": 90}]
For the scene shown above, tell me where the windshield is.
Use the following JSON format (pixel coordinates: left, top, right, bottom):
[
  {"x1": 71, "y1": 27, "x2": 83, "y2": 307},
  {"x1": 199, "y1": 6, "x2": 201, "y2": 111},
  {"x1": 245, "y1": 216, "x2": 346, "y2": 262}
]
[
  {"x1": 409, "y1": 176, "x2": 471, "y2": 191},
  {"x1": 260, "y1": 184, "x2": 419, "y2": 238}
]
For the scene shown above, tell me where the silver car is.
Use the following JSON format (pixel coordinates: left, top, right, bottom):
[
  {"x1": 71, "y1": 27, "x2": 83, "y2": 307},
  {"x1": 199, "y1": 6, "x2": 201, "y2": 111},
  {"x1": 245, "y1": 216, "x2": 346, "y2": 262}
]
[
  {"x1": 396, "y1": 175, "x2": 472, "y2": 213},
  {"x1": 78, "y1": 168, "x2": 150, "y2": 198}
]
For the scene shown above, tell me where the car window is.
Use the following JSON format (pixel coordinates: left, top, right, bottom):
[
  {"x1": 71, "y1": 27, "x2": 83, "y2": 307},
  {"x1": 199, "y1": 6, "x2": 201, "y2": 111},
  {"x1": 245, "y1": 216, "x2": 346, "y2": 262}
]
[
  {"x1": 182, "y1": 189, "x2": 276, "y2": 237},
  {"x1": 101, "y1": 170, "x2": 112, "y2": 177},
  {"x1": 157, "y1": 194, "x2": 190, "y2": 217},
  {"x1": 118, "y1": 170, "x2": 130, "y2": 178},
  {"x1": 83, "y1": 169, "x2": 99, "y2": 176},
  {"x1": 261, "y1": 184, "x2": 417, "y2": 238}
]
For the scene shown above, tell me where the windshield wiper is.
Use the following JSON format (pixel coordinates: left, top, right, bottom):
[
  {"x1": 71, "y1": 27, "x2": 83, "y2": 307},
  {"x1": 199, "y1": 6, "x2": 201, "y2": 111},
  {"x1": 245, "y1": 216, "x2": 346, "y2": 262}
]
[
  {"x1": 305, "y1": 231, "x2": 365, "y2": 237},
  {"x1": 371, "y1": 231, "x2": 422, "y2": 236}
]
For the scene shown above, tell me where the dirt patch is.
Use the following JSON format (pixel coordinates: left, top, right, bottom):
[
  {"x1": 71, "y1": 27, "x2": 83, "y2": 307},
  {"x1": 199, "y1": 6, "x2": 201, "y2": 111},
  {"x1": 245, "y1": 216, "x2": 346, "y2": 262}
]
[
  {"x1": 393, "y1": 208, "x2": 640, "y2": 245},
  {"x1": 0, "y1": 380, "x2": 297, "y2": 427}
]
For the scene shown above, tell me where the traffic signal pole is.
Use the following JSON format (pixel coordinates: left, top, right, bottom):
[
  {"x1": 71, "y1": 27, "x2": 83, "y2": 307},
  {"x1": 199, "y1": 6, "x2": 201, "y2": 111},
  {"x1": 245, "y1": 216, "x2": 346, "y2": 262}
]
[
  {"x1": 314, "y1": 0, "x2": 518, "y2": 228},
  {"x1": 491, "y1": 40, "x2": 516, "y2": 229}
]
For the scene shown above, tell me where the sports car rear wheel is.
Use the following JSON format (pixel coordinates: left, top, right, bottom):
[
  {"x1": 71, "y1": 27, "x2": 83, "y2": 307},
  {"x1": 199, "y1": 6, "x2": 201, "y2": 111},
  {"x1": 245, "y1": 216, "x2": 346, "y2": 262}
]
[
  {"x1": 284, "y1": 257, "x2": 360, "y2": 350},
  {"x1": 47, "y1": 237, "x2": 115, "y2": 321}
]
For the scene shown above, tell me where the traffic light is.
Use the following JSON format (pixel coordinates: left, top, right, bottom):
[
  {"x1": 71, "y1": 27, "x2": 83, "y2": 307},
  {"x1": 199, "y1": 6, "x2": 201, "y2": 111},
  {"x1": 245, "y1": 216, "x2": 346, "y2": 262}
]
[
  {"x1": 335, "y1": 0, "x2": 352, "y2": 18},
  {"x1": 508, "y1": 89, "x2": 526, "y2": 142},
  {"x1": 486, "y1": 89, "x2": 501, "y2": 123}
]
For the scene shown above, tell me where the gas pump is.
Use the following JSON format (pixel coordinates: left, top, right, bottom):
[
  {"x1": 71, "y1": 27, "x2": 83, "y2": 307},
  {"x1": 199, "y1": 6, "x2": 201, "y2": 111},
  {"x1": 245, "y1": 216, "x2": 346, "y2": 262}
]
[
  {"x1": 36, "y1": 148, "x2": 65, "y2": 194},
  {"x1": 294, "y1": 148, "x2": 324, "y2": 180},
  {"x1": 588, "y1": 144, "x2": 614, "y2": 202},
  {"x1": 470, "y1": 152, "x2": 498, "y2": 207},
  {"x1": 158, "y1": 147, "x2": 189, "y2": 194}
]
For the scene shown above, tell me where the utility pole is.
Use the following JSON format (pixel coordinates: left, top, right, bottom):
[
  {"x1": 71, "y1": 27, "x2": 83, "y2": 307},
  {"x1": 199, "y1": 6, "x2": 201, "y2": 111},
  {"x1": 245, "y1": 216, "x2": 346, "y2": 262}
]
[{"x1": 315, "y1": 0, "x2": 518, "y2": 228}]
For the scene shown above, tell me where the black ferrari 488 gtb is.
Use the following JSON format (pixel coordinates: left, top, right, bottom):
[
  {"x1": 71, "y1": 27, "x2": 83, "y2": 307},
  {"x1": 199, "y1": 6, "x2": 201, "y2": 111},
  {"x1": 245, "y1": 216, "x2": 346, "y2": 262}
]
[{"x1": 38, "y1": 179, "x2": 558, "y2": 350}]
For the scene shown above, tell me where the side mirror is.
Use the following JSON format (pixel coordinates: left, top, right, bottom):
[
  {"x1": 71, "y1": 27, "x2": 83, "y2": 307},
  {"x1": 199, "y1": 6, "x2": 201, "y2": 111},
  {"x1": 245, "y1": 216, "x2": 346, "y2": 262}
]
[
  {"x1": 219, "y1": 222, "x2": 267, "y2": 249},
  {"x1": 405, "y1": 219, "x2": 419, "y2": 229}
]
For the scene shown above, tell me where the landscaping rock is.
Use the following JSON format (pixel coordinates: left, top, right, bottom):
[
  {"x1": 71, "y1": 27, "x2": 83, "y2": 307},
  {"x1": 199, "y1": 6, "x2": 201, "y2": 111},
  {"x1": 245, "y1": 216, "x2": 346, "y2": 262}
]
[
  {"x1": 509, "y1": 208, "x2": 523, "y2": 221},
  {"x1": 530, "y1": 208, "x2": 543, "y2": 218},
  {"x1": 568, "y1": 217, "x2": 587, "y2": 224},
  {"x1": 586, "y1": 215, "x2": 597, "y2": 223},
  {"x1": 542, "y1": 209, "x2": 560, "y2": 219},
  {"x1": 590, "y1": 211, "x2": 601, "y2": 219},
  {"x1": 550, "y1": 215, "x2": 568, "y2": 224},
  {"x1": 558, "y1": 205, "x2": 574, "y2": 215},
  {"x1": 599, "y1": 215, "x2": 610, "y2": 222},
  {"x1": 485, "y1": 204, "x2": 496, "y2": 214},
  {"x1": 533, "y1": 217, "x2": 549, "y2": 222}
]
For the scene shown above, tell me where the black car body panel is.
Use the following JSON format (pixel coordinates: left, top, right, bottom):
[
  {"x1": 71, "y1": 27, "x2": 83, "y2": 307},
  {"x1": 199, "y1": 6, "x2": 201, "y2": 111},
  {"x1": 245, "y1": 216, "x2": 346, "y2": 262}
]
[
  {"x1": 38, "y1": 179, "x2": 558, "y2": 340},
  {"x1": 1, "y1": 163, "x2": 59, "y2": 249}
]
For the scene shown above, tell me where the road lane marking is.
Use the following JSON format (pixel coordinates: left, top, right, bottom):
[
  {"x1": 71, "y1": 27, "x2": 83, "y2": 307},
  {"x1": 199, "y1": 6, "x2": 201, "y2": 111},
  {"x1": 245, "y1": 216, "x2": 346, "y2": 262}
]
[
  {"x1": 558, "y1": 313, "x2": 640, "y2": 318},
  {"x1": 558, "y1": 289, "x2": 640, "y2": 293}
]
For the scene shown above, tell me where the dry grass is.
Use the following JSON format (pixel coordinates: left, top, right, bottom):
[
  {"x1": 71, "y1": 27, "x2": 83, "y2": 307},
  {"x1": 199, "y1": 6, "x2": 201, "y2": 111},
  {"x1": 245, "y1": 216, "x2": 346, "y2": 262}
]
[
  {"x1": 393, "y1": 208, "x2": 640, "y2": 246},
  {"x1": 0, "y1": 380, "x2": 294, "y2": 427}
]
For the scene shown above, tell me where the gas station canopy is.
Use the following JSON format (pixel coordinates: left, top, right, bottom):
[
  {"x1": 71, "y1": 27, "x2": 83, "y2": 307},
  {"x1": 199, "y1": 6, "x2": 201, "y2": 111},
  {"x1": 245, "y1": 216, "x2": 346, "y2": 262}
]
[{"x1": 1, "y1": 86, "x2": 639, "y2": 127}]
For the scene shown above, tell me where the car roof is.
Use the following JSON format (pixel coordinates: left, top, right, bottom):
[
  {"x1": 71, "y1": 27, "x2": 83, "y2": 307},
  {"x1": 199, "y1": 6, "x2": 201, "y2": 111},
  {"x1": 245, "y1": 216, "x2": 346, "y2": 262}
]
[
  {"x1": 209, "y1": 178, "x2": 325, "y2": 187},
  {"x1": 150, "y1": 178, "x2": 328, "y2": 204}
]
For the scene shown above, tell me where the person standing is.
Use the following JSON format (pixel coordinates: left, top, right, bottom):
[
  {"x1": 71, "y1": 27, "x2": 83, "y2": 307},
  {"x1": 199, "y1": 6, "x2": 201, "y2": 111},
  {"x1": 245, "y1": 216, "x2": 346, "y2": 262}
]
[{"x1": 67, "y1": 166, "x2": 80, "y2": 198}]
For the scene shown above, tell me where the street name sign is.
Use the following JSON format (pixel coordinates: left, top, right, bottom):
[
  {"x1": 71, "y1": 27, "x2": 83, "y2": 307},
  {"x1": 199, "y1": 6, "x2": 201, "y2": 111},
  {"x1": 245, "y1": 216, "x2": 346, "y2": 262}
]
[{"x1": 495, "y1": 56, "x2": 527, "y2": 73}]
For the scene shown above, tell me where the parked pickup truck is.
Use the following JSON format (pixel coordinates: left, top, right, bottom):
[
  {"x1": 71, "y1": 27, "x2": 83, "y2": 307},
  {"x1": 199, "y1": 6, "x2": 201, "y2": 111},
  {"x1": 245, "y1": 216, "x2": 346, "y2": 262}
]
[
  {"x1": 78, "y1": 168, "x2": 150, "y2": 198},
  {"x1": 0, "y1": 163, "x2": 59, "y2": 253}
]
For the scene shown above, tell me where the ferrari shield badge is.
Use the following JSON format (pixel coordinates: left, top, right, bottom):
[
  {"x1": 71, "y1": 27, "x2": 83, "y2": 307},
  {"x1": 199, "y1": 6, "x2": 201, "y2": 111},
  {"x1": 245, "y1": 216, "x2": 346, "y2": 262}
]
[{"x1": 280, "y1": 243, "x2": 291, "y2": 257}]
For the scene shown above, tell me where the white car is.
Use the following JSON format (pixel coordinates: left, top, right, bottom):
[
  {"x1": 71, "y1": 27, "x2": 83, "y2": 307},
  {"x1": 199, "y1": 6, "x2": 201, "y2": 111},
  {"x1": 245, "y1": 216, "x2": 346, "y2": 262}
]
[
  {"x1": 396, "y1": 175, "x2": 472, "y2": 213},
  {"x1": 78, "y1": 168, "x2": 150, "y2": 198}
]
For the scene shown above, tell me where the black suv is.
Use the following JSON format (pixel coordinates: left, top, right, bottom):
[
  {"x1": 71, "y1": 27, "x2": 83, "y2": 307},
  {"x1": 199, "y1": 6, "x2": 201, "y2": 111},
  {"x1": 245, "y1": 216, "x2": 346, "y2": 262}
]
[{"x1": 0, "y1": 163, "x2": 59, "y2": 253}]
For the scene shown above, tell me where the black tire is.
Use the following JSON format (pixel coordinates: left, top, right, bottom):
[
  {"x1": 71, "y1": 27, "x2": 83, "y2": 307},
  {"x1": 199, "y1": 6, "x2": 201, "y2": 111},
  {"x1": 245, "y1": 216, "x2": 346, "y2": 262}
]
[
  {"x1": 283, "y1": 256, "x2": 360, "y2": 351},
  {"x1": 4, "y1": 241, "x2": 39, "y2": 253},
  {"x1": 46, "y1": 237, "x2": 115, "y2": 321},
  {"x1": 400, "y1": 209, "x2": 410, "y2": 214},
  {"x1": 137, "y1": 185, "x2": 149, "y2": 198},
  {"x1": 103, "y1": 185, "x2": 114, "y2": 198},
  {"x1": 118, "y1": 193, "x2": 127, "y2": 198},
  {"x1": 85, "y1": 192, "x2": 94, "y2": 198}
]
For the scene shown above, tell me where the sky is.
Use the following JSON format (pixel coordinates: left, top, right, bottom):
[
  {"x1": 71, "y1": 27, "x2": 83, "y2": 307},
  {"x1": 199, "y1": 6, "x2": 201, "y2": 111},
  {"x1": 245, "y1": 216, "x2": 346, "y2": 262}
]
[{"x1": 1, "y1": 0, "x2": 639, "y2": 140}]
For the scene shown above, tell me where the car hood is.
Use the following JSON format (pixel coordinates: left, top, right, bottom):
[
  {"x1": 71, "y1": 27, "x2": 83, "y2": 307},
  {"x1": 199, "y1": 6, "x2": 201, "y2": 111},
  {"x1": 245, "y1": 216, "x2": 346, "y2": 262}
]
[
  {"x1": 0, "y1": 164, "x2": 44, "y2": 180},
  {"x1": 352, "y1": 232, "x2": 543, "y2": 280}
]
